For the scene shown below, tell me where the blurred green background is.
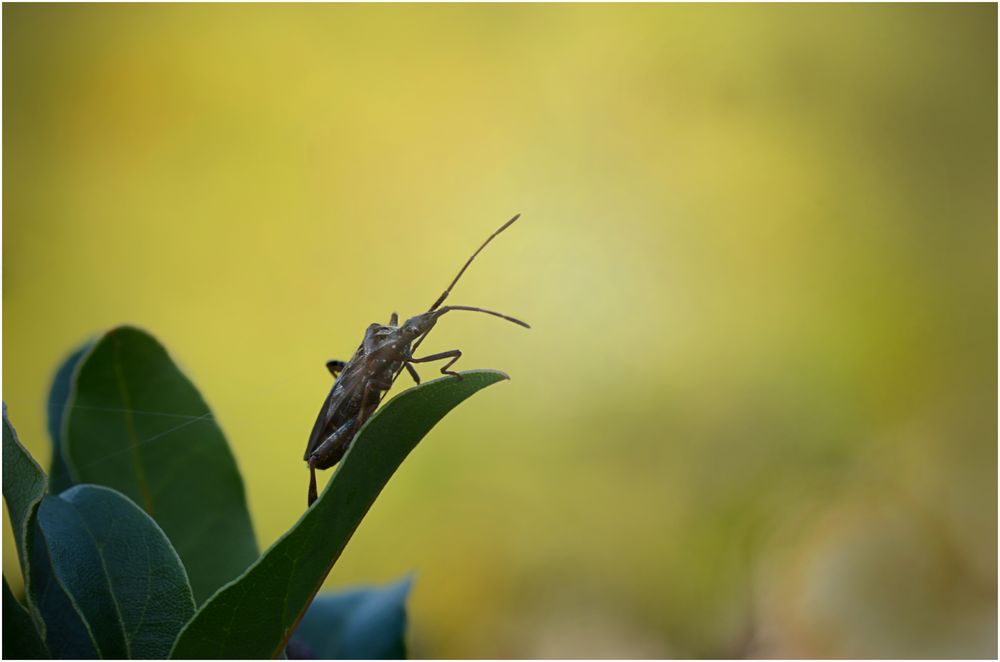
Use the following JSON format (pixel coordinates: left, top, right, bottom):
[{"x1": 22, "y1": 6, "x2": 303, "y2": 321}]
[{"x1": 3, "y1": 3, "x2": 996, "y2": 658}]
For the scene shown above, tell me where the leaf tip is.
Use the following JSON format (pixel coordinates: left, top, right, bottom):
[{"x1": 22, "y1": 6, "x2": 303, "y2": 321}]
[{"x1": 107, "y1": 323, "x2": 150, "y2": 338}]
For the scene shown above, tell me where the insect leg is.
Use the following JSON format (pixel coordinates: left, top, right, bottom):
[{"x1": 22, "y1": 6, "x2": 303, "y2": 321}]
[
  {"x1": 308, "y1": 462, "x2": 318, "y2": 505},
  {"x1": 408, "y1": 349, "x2": 463, "y2": 379},
  {"x1": 306, "y1": 378, "x2": 393, "y2": 505},
  {"x1": 307, "y1": 418, "x2": 355, "y2": 504},
  {"x1": 309, "y1": 380, "x2": 387, "y2": 474},
  {"x1": 404, "y1": 362, "x2": 421, "y2": 385},
  {"x1": 326, "y1": 360, "x2": 346, "y2": 377},
  {"x1": 309, "y1": 418, "x2": 356, "y2": 468},
  {"x1": 389, "y1": 311, "x2": 399, "y2": 326}
]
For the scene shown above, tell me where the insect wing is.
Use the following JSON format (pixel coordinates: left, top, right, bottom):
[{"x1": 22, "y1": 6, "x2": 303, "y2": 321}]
[
  {"x1": 304, "y1": 384, "x2": 341, "y2": 460},
  {"x1": 303, "y1": 346, "x2": 370, "y2": 460}
]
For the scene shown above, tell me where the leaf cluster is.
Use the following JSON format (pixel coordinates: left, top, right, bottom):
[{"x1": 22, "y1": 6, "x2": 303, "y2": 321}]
[{"x1": 3, "y1": 326, "x2": 506, "y2": 659}]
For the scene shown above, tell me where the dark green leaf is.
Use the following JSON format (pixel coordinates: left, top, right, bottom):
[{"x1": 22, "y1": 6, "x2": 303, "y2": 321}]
[
  {"x1": 170, "y1": 370, "x2": 509, "y2": 659},
  {"x1": 291, "y1": 576, "x2": 413, "y2": 659},
  {"x1": 46, "y1": 341, "x2": 93, "y2": 494},
  {"x1": 30, "y1": 484, "x2": 196, "y2": 659},
  {"x1": 27, "y1": 520, "x2": 98, "y2": 659},
  {"x1": 3, "y1": 576, "x2": 48, "y2": 659},
  {"x1": 2, "y1": 405, "x2": 47, "y2": 575},
  {"x1": 63, "y1": 326, "x2": 258, "y2": 604},
  {"x1": 1, "y1": 408, "x2": 89, "y2": 657}
]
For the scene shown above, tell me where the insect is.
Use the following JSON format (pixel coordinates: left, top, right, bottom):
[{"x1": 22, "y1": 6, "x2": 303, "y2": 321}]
[{"x1": 303, "y1": 214, "x2": 529, "y2": 505}]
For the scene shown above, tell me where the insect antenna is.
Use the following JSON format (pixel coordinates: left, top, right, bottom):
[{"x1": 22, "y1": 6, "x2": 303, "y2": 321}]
[
  {"x1": 428, "y1": 213, "x2": 521, "y2": 312},
  {"x1": 436, "y1": 305, "x2": 530, "y2": 328},
  {"x1": 387, "y1": 213, "x2": 527, "y2": 395}
]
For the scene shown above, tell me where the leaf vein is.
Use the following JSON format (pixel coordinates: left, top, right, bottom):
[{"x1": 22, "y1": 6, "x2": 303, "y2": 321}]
[
  {"x1": 111, "y1": 334, "x2": 155, "y2": 514},
  {"x1": 66, "y1": 500, "x2": 132, "y2": 658}
]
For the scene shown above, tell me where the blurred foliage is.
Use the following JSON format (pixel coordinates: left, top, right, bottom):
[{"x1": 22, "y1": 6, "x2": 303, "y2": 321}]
[{"x1": 3, "y1": 3, "x2": 996, "y2": 657}]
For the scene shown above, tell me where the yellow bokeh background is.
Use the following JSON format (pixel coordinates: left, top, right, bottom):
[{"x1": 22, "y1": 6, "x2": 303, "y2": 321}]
[{"x1": 3, "y1": 4, "x2": 996, "y2": 658}]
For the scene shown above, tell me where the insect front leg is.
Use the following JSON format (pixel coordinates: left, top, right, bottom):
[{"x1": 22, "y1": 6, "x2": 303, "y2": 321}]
[
  {"x1": 326, "y1": 360, "x2": 346, "y2": 377},
  {"x1": 380, "y1": 345, "x2": 420, "y2": 383},
  {"x1": 408, "y1": 349, "x2": 463, "y2": 379}
]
